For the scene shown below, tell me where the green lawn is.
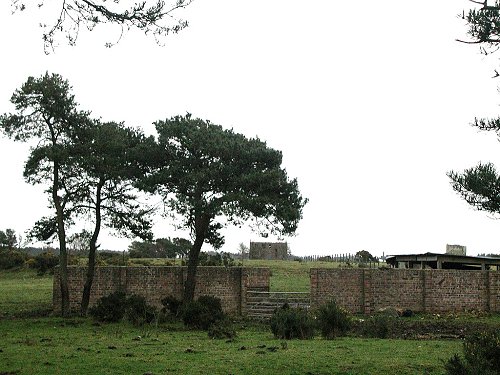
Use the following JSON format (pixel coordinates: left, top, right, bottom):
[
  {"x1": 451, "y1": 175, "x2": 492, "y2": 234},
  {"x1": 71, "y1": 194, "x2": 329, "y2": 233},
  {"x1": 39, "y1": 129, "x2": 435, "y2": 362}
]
[
  {"x1": 243, "y1": 259, "x2": 344, "y2": 292},
  {"x1": 0, "y1": 266, "x2": 496, "y2": 374},
  {"x1": 0, "y1": 269, "x2": 52, "y2": 318},
  {"x1": 0, "y1": 317, "x2": 460, "y2": 375}
]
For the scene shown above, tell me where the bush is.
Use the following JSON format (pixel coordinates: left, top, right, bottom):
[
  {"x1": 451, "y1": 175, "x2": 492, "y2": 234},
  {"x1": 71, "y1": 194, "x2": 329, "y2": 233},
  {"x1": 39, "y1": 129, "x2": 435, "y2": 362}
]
[
  {"x1": 98, "y1": 250, "x2": 128, "y2": 266},
  {"x1": 161, "y1": 295, "x2": 182, "y2": 316},
  {"x1": 270, "y1": 304, "x2": 315, "y2": 340},
  {"x1": 33, "y1": 251, "x2": 59, "y2": 275},
  {"x1": 0, "y1": 250, "x2": 28, "y2": 269},
  {"x1": 90, "y1": 291, "x2": 158, "y2": 325},
  {"x1": 362, "y1": 315, "x2": 391, "y2": 339},
  {"x1": 181, "y1": 295, "x2": 225, "y2": 330},
  {"x1": 207, "y1": 317, "x2": 237, "y2": 339},
  {"x1": 89, "y1": 291, "x2": 128, "y2": 322},
  {"x1": 445, "y1": 330, "x2": 500, "y2": 375},
  {"x1": 198, "y1": 252, "x2": 235, "y2": 267},
  {"x1": 125, "y1": 294, "x2": 157, "y2": 326},
  {"x1": 316, "y1": 300, "x2": 351, "y2": 339}
]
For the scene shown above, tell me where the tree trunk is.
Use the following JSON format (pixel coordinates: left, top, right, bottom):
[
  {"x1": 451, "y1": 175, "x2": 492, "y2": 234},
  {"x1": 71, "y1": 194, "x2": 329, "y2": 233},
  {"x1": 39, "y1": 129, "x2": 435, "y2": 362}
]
[
  {"x1": 183, "y1": 236, "x2": 204, "y2": 302},
  {"x1": 183, "y1": 213, "x2": 210, "y2": 303},
  {"x1": 81, "y1": 180, "x2": 103, "y2": 316},
  {"x1": 53, "y1": 161, "x2": 70, "y2": 317}
]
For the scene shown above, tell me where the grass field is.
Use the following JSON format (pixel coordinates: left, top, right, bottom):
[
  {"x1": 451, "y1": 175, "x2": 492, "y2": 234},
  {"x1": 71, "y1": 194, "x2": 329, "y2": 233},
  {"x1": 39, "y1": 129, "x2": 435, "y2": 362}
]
[
  {"x1": 0, "y1": 269, "x2": 52, "y2": 318},
  {"x1": 0, "y1": 317, "x2": 460, "y2": 375},
  {"x1": 130, "y1": 258, "x2": 349, "y2": 291},
  {"x1": 243, "y1": 259, "x2": 340, "y2": 292},
  {"x1": 0, "y1": 265, "x2": 496, "y2": 374}
]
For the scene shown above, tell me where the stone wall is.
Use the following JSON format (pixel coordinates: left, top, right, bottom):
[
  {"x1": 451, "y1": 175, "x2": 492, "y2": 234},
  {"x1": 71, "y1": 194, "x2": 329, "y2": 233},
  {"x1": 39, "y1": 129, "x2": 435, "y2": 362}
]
[
  {"x1": 310, "y1": 268, "x2": 500, "y2": 314},
  {"x1": 53, "y1": 266, "x2": 270, "y2": 315},
  {"x1": 249, "y1": 242, "x2": 288, "y2": 260}
]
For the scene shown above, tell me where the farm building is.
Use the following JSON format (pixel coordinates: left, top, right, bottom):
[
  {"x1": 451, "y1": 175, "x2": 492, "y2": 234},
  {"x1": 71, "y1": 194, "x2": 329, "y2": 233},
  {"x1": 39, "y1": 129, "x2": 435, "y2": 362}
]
[
  {"x1": 249, "y1": 241, "x2": 288, "y2": 260},
  {"x1": 386, "y1": 252, "x2": 500, "y2": 270}
]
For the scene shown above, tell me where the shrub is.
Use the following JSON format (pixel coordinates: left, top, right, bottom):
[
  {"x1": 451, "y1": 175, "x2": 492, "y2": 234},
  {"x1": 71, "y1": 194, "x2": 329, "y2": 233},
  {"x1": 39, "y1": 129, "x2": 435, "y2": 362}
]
[
  {"x1": 445, "y1": 330, "x2": 500, "y2": 375},
  {"x1": 89, "y1": 291, "x2": 128, "y2": 322},
  {"x1": 33, "y1": 251, "x2": 59, "y2": 275},
  {"x1": 362, "y1": 315, "x2": 391, "y2": 339},
  {"x1": 98, "y1": 250, "x2": 127, "y2": 266},
  {"x1": 401, "y1": 309, "x2": 414, "y2": 318},
  {"x1": 0, "y1": 250, "x2": 28, "y2": 269},
  {"x1": 181, "y1": 295, "x2": 225, "y2": 330},
  {"x1": 270, "y1": 304, "x2": 315, "y2": 340},
  {"x1": 90, "y1": 291, "x2": 158, "y2": 325},
  {"x1": 161, "y1": 295, "x2": 182, "y2": 316},
  {"x1": 316, "y1": 300, "x2": 351, "y2": 339},
  {"x1": 198, "y1": 252, "x2": 235, "y2": 267},
  {"x1": 207, "y1": 317, "x2": 237, "y2": 339},
  {"x1": 125, "y1": 294, "x2": 157, "y2": 326}
]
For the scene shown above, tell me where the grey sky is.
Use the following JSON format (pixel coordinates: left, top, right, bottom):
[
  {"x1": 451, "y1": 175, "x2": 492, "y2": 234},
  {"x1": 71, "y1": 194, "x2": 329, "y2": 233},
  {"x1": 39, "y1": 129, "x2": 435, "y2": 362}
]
[{"x1": 2, "y1": 0, "x2": 500, "y2": 256}]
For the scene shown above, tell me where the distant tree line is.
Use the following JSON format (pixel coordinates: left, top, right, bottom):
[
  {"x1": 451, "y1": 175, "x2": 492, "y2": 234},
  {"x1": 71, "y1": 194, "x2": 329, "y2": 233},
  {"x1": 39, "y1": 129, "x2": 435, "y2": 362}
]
[{"x1": 128, "y1": 237, "x2": 191, "y2": 258}]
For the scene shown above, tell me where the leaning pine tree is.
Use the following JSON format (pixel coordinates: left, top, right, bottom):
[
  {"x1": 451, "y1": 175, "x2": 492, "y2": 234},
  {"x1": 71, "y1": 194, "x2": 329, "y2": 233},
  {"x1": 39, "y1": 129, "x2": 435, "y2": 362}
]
[
  {"x1": 0, "y1": 73, "x2": 86, "y2": 316},
  {"x1": 142, "y1": 114, "x2": 308, "y2": 303}
]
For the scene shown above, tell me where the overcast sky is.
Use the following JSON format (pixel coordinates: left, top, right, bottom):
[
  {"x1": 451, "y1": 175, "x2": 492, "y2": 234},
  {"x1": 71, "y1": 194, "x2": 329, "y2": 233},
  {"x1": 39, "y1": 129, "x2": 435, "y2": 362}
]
[{"x1": 2, "y1": 1, "x2": 500, "y2": 256}]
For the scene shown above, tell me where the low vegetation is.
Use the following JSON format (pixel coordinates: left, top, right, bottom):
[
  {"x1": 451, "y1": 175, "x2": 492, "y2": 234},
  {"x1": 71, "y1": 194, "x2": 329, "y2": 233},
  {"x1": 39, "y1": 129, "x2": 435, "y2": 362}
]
[
  {"x1": 269, "y1": 304, "x2": 315, "y2": 340},
  {"x1": 445, "y1": 330, "x2": 500, "y2": 375},
  {"x1": 0, "y1": 317, "x2": 461, "y2": 375},
  {"x1": 1, "y1": 264, "x2": 500, "y2": 374}
]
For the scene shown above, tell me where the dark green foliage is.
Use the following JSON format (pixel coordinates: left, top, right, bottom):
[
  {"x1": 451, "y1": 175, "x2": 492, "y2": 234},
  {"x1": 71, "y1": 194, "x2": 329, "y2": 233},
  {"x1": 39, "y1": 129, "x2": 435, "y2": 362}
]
[
  {"x1": 448, "y1": 163, "x2": 500, "y2": 214},
  {"x1": 362, "y1": 315, "x2": 391, "y2": 339},
  {"x1": 0, "y1": 72, "x2": 97, "y2": 316},
  {"x1": 462, "y1": 2, "x2": 500, "y2": 54},
  {"x1": 90, "y1": 291, "x2": 158, "y2": 325},
  {"x1": 316, "y1": 300, "x2": 351, "y2": 339},
  {"x1": 270, "y1": 304, "x2": 315, "y2": 340},
  {"x1": 401, "y1": 309, "x2": 414, "y2": 318},
  {"x1": 144, "y1": 114, "x2": 307, "y2": 302},
  {"x1": 161, "y1": 295, "x2": 182, "y2": 316},
  {"x1": 0, "y1": 229, "x2": 17, "y2": 250},
  {"x1": 355, "y1": 250, "x2": 377, "y2": 263},
  {"x1": 128, "y1": 237, "x2": 191, "y2": 259},
  {"x1": 445, "y1": 330, "x2": 500, "y2": 375},
  {"x1": 207, "y1": 318, "x2": 237, "y2": 340},
  {"x1": 97, "y1": 250, "x2": 127, "y2": 266},
  {"x1": 125, "y1": 295, "x2": 157, "y2": 326},
  {"x1": 33, "y1": 251, "x2": 59, "y2": 275},
  {"x1": 181, "y1": 295, "x2": 225, "y2": 330},
  {"x1": 198, "y1": 252, "x2": 235, "y2": 267},
  {"x1": 89, "y1": 291, "x2": 128, "y2": 323},
  {"x1": 0, "y1": 250, "x2": 28, "y2": 270},
  {"x1": 445, "y1": 354, "x2": 470, "y2": 375}
]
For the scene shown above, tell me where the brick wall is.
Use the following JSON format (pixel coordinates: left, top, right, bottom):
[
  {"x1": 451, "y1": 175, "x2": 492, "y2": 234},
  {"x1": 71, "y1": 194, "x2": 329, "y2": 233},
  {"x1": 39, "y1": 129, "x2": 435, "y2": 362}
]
[
  {"x1": 310, "y1": 268, "x2": 500, "y2": 314},
  {"x1": 53, "y1": 266, "x2": 270, "y2": 315}
]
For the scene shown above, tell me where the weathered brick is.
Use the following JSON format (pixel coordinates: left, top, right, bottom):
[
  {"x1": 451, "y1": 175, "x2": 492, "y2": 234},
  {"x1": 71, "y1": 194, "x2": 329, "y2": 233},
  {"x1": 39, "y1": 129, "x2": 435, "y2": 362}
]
[{"x1": 53, "y1": 266, "x2": 271, "y2": 315}]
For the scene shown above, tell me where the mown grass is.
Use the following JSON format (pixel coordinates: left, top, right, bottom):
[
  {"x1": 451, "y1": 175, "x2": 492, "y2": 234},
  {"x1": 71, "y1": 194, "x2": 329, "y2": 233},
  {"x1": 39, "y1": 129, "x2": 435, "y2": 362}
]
[
  {"x1": 243, "y1": 259, "x2": 346, "y2": 292},
  {"x1": 0, "y1": 317, "x2": 460, "y2": 375},
  {"x1": 0, "y1": 268, "x2": 52, "y2": 318}
]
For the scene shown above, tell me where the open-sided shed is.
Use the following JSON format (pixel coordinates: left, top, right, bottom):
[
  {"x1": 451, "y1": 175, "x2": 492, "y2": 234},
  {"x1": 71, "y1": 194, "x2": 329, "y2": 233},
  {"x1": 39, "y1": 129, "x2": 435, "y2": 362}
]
[{"x1": 386, "y1": 252, "x2": 500, "y2": 270}]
